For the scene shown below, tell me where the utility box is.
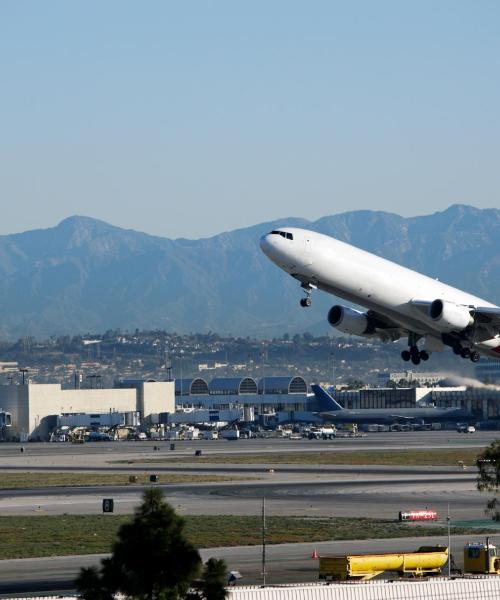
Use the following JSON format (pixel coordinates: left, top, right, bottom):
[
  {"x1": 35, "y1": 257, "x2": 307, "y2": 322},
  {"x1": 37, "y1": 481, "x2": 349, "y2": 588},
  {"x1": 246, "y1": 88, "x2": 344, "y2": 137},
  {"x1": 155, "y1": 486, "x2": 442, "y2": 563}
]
[{"x1": 102, "y1": 498, "x2": 114, "y2": 513}]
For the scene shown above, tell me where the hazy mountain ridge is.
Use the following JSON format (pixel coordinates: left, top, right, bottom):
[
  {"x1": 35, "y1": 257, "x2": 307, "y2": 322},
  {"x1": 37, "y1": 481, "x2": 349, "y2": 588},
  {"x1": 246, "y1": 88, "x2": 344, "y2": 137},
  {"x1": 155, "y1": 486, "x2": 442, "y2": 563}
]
[{"x1": 0, "y1": 205, "x2": 499, "y2": 339}]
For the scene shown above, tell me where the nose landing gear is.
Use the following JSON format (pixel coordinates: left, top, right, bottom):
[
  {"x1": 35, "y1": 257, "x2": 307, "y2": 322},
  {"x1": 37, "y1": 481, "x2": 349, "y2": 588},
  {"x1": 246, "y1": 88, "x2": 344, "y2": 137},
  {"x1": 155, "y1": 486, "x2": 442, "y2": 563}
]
[{"x1": 299, "y1": 282, "x2": 315, "y2": 308}]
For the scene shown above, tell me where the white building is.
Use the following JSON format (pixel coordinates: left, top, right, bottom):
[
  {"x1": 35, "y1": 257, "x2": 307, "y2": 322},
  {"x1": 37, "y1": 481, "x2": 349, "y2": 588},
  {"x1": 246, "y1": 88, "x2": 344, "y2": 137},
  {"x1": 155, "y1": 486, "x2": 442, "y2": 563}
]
[
  {"x1": 377, "y1": 370, "x2": 446, "y2": 386},
  {"x1": 0, "y1": 380, "x2": 174, "y2": 440}
]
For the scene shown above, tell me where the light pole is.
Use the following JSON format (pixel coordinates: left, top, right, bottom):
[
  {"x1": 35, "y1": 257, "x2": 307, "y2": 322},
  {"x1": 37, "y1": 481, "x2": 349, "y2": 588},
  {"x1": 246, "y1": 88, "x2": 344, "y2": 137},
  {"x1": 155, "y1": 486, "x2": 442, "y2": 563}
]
[
  {"x1": 447, "y1": 503, "x2": 451, "y2": 578},
  {"x1": 179, "y1": 350, "x2": 184, "y2": 395},
  {"x1": 261, "y1": 497, "x2": 267, "y2": 586},
  {"x1": 330, "y1": 347, "x2": 335, "y2": 389}
]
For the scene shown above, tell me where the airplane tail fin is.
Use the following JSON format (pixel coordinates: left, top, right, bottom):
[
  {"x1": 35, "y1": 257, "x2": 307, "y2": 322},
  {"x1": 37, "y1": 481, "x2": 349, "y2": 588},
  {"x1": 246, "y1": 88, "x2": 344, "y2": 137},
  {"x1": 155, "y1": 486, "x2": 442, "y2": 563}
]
[{"x1": 311, "y1": 384, "x2": 343, "y2": 411}]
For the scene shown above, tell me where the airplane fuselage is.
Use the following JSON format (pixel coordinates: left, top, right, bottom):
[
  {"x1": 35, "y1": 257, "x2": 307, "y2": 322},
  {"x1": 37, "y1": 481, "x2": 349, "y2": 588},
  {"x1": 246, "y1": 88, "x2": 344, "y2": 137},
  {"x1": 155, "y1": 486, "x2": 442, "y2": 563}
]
[{"x1": 320, "y1": 407, "x2": 469, "y2": 424}]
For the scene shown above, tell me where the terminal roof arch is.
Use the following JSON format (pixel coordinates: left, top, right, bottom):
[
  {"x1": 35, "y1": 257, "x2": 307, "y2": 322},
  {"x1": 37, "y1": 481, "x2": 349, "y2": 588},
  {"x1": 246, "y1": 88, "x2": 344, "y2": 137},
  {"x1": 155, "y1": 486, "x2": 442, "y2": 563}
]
[
  {"x1": 258, "y1": 376, "x2": 308, "y2": 395},
  {"x1": 209, "y1": 377, "x2": 258, "y2": 395},
  {"x1": 175, "y1": 378, "x2": 209, "y2": 396}
]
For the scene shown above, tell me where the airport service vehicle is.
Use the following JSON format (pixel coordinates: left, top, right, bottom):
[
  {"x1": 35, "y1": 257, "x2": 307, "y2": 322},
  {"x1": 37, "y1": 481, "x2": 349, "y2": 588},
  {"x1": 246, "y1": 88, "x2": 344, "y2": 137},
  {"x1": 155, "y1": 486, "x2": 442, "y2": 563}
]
[
  {"x1": 457, "y1": 423, "x2": 476, "y2": 433},
  {"x1": 0, "y1": 411, "x2": 11, "y2": 427},
  {"x1": 307, "y1": 426, "x2": 337, "y2": 439},
  {"x1": 260, "y1": 228, "x2": 500, "y2": 364},
  {"x1": 464, "y1": 541, "x2": 500, "y2": 575},
  {"x1": 199, "y1": 430, "x2": 219, "y2": 440},
  {"x1": 312, "y1": 384, "x2": 468, "y2": 424},
  {"x1": 319, "y1": 546, "x2": 448, "y2": 581},
  {"x1": 219, "y1": 428, "x2": 240, "y2": 440}
]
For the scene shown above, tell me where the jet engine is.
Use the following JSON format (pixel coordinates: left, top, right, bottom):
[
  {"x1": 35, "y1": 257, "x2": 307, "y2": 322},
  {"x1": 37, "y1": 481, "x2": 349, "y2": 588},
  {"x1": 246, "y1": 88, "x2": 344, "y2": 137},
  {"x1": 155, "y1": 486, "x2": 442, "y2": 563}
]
[
  {"x1": 429, "y1": 299, "x2": 474, "y2": 332},
  {"x1": 328, "y1": 305, "x2": 370, "y2": 336}
]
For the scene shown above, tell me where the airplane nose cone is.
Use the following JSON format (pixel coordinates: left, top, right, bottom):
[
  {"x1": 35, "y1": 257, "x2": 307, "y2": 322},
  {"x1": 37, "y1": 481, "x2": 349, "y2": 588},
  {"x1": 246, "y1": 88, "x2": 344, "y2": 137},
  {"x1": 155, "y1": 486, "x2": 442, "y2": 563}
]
[{"x1": 259, "y1": 234, "x2": 273, "y2": 257}]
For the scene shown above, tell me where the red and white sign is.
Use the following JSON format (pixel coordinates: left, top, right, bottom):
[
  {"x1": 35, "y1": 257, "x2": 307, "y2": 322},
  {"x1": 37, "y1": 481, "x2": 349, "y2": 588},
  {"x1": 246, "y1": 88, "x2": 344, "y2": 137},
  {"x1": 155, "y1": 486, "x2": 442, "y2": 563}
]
[{"x1": 399, "y1": 510, "x2": 438, "y2": 522}]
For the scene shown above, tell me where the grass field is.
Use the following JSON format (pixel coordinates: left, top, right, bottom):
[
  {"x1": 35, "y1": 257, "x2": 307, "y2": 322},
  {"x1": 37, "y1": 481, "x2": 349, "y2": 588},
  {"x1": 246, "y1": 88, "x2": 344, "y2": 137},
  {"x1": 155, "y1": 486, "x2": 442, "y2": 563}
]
[
  {"x1": 118, "y1": 448, "x2": 483, "y2": 467},
  {"x1": 0, "y1": 514, "x2": 493, "y2": 560},
  {"x1": 0, "y1": 472, "x2": 255, "y2": 489}
]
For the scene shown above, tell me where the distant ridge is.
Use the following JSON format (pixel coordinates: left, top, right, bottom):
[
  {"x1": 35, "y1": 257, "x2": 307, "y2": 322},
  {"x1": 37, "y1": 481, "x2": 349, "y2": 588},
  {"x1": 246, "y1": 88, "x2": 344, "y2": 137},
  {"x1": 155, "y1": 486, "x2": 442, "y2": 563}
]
[{"x1": 0, "y1": 204, "x2": 499, "y2": 339}]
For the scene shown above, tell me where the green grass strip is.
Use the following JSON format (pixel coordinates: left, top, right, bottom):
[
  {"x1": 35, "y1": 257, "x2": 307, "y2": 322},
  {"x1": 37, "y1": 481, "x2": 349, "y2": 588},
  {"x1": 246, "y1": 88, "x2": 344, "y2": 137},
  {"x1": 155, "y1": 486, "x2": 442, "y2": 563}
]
[
  {"x1": 118, "y1": 448, "x2": 483, "y2": 467},
  {"x1": 0, "y1": 515, "x2": 493, "y2": 560},
  {"x1": 0, "y1": 472, "x2": 255, "y2": 489}
]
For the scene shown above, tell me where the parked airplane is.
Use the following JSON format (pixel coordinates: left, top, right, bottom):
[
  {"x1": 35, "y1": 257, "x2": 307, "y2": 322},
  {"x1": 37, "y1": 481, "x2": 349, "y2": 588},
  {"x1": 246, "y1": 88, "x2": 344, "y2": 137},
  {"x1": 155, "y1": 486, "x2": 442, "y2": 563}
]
[
  {"x1": 260, "y1": 228, "x2": 500, "y2": 364},
  {"x1": 311, "y1": 385, "x2": 468, "y2": 424}
]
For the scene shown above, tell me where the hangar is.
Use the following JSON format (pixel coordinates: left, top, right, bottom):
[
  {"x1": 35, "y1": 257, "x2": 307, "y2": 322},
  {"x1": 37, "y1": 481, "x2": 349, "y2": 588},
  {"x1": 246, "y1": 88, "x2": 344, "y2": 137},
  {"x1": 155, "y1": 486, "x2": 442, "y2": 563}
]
[{"x1": 0, "y1": 380, "x2": 174, "y2": 441}]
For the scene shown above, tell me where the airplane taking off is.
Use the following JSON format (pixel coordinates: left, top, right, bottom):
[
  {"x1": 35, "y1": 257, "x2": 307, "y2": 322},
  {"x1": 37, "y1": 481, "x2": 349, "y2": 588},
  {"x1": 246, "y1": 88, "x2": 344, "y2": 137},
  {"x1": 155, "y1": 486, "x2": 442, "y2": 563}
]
[
  {"x1": 311, "y1": 385, "x2": 468, "y2": 424},
  {"x1": 260, "y1": 228, "x2": 500, "y2": 364}
]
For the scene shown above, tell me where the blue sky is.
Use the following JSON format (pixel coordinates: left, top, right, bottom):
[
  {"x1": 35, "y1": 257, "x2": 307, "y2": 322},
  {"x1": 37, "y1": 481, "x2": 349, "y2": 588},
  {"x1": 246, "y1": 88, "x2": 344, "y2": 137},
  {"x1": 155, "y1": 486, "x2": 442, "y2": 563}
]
[{"x1": 1, "y1": 1, "x2": 499, "y2": 238}]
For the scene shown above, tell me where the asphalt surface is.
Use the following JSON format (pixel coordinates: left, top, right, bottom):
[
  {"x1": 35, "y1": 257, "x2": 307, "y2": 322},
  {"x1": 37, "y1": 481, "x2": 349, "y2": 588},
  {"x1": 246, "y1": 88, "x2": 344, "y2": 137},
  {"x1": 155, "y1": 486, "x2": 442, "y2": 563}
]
[
  {"x1": 0, "y1": 431, "x2": 497, "y2": 596},
  {"x1": 0, "y1": 534, "x2": 490, "y2": 597}
]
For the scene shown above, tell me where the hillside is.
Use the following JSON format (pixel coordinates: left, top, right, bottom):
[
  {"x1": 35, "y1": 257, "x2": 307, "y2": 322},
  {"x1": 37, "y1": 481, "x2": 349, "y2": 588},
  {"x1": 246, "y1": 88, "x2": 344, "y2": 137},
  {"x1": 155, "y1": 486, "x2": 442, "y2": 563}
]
[{"x1": 0, "y1": 204, "x2": 499, "y2": 338}]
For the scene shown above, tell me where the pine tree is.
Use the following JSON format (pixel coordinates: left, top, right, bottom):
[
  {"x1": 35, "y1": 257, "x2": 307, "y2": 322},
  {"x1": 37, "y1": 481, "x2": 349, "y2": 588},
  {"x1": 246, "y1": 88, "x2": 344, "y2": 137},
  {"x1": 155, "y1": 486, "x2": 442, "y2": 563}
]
[
  {"x1": 476, "y1": 440, "x2": 500, "y2": 520},
  {"x1": 76, "y1": 489, "x2": 202, "y2": 599}
]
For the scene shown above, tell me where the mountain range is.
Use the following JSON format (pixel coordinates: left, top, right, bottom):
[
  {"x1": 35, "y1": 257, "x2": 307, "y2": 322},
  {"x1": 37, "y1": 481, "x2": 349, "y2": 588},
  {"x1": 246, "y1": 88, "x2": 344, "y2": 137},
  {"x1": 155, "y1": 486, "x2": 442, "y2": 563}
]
[{"x1": 0, "y1": 204, "x2": 499, "y2": 339}]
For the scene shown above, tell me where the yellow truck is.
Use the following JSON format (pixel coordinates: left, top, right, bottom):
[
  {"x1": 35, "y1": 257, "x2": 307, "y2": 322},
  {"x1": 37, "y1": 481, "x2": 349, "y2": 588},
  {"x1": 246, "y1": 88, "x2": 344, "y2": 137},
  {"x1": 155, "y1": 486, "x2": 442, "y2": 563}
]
[
  {"x1": 464, "y1": 541, "x2": 500, "y2": 575},
  {"x1": 319, "y1": 546, "x2": 449, "y2": 581}
]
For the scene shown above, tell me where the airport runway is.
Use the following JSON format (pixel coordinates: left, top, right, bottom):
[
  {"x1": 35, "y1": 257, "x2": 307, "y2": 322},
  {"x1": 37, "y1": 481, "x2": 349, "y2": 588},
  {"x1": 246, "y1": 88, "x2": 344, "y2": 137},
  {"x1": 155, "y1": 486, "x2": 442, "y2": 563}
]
[
  {"x1": 0, "y1": 472, "x2": 484, "y2": 520},
  {"x1": 0, "y1": 432, "x2": 491, "y2": 519},
  {"x1": 0, "y1": 534, "x2": 491, "y2": 597}
]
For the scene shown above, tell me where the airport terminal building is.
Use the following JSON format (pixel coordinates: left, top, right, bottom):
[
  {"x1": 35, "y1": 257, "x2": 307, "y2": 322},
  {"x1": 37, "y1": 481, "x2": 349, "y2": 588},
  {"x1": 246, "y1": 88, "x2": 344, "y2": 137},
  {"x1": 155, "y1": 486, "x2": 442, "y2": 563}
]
[
  {"x1": 4, "y1": 370, "x2": 500, "y2": 440},
  {"x1": 174, "y1": 376, "x2": 309, "y2": 423}
]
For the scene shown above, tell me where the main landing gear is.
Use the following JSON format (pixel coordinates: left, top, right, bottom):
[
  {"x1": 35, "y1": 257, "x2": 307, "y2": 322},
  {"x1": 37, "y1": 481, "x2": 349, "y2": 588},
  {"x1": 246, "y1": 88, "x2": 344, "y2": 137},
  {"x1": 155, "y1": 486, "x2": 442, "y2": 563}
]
[
  {"x1": 401, "y1": 347, "x2": 429, "y2": 365},
  {"x1": 401, "y1": 333, "x2": 429, "y2": 365},
  {"x1": 453, "y1": 344, "x2": 480, "y2": 362}
]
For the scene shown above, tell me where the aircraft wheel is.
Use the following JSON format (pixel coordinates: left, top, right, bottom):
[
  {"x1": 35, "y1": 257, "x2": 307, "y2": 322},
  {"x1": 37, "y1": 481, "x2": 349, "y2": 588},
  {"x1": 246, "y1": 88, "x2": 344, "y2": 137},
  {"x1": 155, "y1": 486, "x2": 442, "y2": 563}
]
[
  {"x1": 420, "y1": 350, "x2": 430, "y2": 361},
  {"x1": 461, "y1": 348, "x2": 471, "y2": 359},
  {"x1": 411, "y1": 354, "x2": 421, "y2": 365},
  {"x1": 401, "y1": 350, "x2": 411, "y2": 361},
  {"x1": 470, "y1": 351, "x2": 480, "y2": 363},
  {"x1": 300, "y1": 297, "x2": 311, "y2": 308}
]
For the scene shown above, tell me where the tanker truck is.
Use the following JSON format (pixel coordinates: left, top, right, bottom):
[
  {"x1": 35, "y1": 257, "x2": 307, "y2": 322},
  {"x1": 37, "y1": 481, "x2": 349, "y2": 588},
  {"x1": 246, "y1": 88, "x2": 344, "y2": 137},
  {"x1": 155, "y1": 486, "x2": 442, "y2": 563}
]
[{"x1": 319, "y1": 546, "x2": 448, "y2": 581}]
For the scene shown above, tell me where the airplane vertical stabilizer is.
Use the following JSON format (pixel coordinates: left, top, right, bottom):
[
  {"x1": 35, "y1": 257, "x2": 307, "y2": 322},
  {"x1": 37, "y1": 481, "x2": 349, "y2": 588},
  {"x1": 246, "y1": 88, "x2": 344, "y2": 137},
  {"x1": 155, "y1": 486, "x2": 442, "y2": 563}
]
[{"x1": 311, "y1": 384, "x2": 344, "y2": 411}]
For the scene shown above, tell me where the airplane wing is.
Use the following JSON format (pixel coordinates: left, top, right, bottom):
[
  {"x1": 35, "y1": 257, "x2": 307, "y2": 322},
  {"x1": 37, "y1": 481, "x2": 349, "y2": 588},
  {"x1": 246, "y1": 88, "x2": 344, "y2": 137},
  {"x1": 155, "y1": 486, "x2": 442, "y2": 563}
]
[
  {"x1": 473, "y1": 307, "x2": 500, "y2": 337},
  {"x1": 366, "y1": 310, "x2": 406, "y2": 342},
  {"x1": 389, "y1": 415, "x2": 417, "y2": 421},
  {"x1": 410, "y1": 300, "x2": 500, "y2": 341}
]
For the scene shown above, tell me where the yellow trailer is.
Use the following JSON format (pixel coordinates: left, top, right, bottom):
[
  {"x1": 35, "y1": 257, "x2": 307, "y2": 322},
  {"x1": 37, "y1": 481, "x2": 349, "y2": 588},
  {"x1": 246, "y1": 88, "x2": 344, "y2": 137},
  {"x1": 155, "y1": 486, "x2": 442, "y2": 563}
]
[{"x1": 319, "y1": 546, "x2": 448, "y2": 581}]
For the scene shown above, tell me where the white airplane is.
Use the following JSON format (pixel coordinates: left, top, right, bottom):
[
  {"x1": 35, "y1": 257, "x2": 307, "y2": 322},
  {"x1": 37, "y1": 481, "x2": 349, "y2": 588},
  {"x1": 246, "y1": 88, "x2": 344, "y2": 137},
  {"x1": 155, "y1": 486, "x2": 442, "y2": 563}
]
[{"x1": 260, "y1": 228, "x2": 500, "y2": 364}]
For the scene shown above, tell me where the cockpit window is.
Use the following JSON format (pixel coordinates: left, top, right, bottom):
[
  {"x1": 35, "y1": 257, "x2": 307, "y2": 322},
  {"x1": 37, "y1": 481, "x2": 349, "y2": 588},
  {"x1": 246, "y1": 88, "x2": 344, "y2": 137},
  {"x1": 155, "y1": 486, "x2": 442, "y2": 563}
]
[{"x1": 270, "y1": 230, "x2": 293, "y2": 240}]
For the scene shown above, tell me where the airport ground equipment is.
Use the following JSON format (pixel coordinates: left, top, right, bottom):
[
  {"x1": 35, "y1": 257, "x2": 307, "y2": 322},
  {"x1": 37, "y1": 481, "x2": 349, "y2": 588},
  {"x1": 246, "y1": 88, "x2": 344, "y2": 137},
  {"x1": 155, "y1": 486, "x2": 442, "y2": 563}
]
[
  {"x1": 319, "y1": 546, "x2": 448, "y2": 580},
  {"x1": 464, "y1": 540, "x2": 500, "y2": 574},
  {"x1": 399, "y1": 509, "x2": 437, "y2": 521},
  {"x1": 0, "y1": 410, "x2": 11, "y2": 441}
]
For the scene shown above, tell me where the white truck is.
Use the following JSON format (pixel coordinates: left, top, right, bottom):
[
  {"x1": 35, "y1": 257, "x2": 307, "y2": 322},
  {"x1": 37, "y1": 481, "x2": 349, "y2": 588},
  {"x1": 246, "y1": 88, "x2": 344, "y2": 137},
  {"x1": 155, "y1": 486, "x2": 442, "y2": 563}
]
[
  {"x1": 219, "y1": 428, "x2": 240, "y2": 440},
  {"x1": 199, "y1": 430, "x2": 219, "y2": 440},
  {"x1": 308, "y1": 426, "x2": 337, "y2": 440}
]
